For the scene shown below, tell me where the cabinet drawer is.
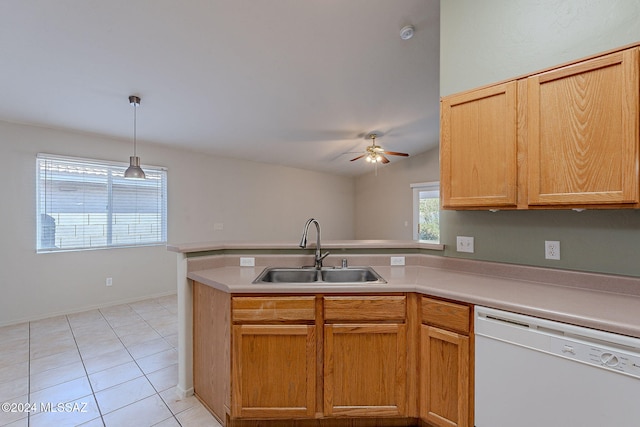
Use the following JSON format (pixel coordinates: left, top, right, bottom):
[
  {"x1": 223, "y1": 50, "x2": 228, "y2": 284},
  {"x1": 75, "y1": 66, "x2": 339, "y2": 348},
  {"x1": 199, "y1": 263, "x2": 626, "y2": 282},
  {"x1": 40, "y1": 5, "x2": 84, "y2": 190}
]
[
  {"x1": 232, "y1": 296, "x2": 315, "y2": 323},
  {"x1": 421, "y1": 296, "x2": 470, "y2": 334},
  {"x1": 324, "y1": 296, "x2": 406, "y2": 322}
]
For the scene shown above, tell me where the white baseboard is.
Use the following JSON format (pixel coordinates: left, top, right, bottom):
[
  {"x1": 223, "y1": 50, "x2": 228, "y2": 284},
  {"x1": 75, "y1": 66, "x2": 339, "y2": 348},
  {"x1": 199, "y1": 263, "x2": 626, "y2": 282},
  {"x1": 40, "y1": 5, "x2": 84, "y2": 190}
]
[
  {"x1": 175, "y1": 385, "x2": 194, "y2": 399},
  {"x1": 0, "y1": 290, "x2": 177, "y2": 327}
]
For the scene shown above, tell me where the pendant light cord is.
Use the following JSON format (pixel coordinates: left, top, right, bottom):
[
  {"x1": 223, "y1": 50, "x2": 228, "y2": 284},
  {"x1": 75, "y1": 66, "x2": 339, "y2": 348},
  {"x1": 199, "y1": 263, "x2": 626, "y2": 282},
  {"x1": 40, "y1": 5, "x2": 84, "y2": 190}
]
[{"x1": 133, "y1": 101, "x2": 137, "y2": 157}]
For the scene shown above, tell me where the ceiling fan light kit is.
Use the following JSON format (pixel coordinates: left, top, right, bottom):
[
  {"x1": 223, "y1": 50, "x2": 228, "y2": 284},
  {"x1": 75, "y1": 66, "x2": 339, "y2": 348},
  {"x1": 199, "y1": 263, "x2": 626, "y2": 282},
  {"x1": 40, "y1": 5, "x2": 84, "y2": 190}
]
[{"x1": 349, "y1": 131, "x2": 409, "y2": 168}]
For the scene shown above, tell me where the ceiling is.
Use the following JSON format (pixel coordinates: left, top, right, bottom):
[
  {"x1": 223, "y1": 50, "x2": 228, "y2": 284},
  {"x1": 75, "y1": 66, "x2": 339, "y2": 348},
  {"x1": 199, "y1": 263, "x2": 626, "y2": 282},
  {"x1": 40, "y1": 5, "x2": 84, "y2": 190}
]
[{"x1": 0, "y1": 0, "x2": 440, "y2": 176}]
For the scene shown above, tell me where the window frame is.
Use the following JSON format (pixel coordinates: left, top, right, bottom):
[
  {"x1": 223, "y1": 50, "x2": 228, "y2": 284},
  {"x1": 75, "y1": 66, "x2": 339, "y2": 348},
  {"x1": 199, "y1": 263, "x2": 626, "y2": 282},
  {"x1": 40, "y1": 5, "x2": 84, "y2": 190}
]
[
  {"x1": 36, "y1": 153, "x2": 168, "y2": 253},
  {"x1": 410, "y1": 181, "x2": 440, "y2": 242}
]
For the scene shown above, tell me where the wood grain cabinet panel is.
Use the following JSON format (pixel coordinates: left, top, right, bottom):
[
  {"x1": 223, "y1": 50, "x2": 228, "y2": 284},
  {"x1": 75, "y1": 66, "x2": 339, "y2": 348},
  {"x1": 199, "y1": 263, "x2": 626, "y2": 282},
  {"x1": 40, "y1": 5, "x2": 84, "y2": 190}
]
[
  {"x1": 420, "y1": 297, "x2": 473, "y2": 427},
  {"x1": 193, "y1": 282, "x2": 230, "y2": 421},
  {"x1": 441, "y1": 45, "x2": 640, "y2": 210},
  {"x1": 527, "y1": 47, "x2": 640, "y2": 206},
  {"x1": 323, "y1": 295, "x2": 409, "y2": 418},
  {"x1": 194, "y1": 287, "x2": 475, "y2": 426},
  {"x1": 231, "y1": 296, "x2": 315, "y2": 323},
  {"x1": 441, "y1": 81, "x2": 518, "y2": 208},
  {"x1": 324, "y1": 295, "x2": 406, "y2": 322},
  {"x1": 324, "y1": 323, "x2": 407, "y2": 417},
  {"x1": 420, "y1": 325, "x2": 470, "y2": 427},
  {"x1": 232, "y1": 324, "x2": 316, "y2": 418},
  {"x1": 421, "y1": 297, "x2": 470, "y2": 335}
]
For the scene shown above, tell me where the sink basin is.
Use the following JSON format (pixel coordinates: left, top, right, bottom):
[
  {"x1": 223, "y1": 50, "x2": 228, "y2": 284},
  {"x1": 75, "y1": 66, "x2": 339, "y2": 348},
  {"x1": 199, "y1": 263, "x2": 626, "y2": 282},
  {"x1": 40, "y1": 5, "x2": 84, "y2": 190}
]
[
  {"x1": 321, "y1": 268, "x2": 382, "y2": 283},
  {"x1": 255, "y1": 268, "x2": 319, "y2": 283},
  {"x1": 253, "y1": 267, "x2": 386, "y2": 285}
]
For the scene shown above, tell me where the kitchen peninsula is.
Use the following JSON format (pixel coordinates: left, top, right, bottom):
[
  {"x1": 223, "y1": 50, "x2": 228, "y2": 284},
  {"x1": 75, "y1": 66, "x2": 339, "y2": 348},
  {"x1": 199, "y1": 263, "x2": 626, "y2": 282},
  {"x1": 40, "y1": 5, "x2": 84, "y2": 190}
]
[{"x1": 168, "y1": 240, "x2": 640, "y2": 426}]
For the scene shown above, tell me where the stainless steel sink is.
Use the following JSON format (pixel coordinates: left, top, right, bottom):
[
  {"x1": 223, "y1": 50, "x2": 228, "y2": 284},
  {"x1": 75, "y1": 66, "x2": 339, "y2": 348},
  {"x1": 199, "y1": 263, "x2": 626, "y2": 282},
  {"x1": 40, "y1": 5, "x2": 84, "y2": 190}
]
[
  {"x1": 253, "y1": 267, "x2": 386, "y2": 285},
  {"x1": 321, "y1": 268, "x2": 382, "y2": 283},
  {"x1": 254, "y1": 268, "x2": 319, "y2": 283}
]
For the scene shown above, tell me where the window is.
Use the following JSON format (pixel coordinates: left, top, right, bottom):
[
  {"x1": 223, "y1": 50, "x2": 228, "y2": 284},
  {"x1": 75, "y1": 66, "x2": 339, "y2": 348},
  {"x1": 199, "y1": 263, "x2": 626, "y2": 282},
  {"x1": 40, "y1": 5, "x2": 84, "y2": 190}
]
[
  {"x1": 411, "y1": 181, "x2": 440, "y2": 242},
  {"x1": 37, "y1": 154, "x2": 167, "y2": 252}
]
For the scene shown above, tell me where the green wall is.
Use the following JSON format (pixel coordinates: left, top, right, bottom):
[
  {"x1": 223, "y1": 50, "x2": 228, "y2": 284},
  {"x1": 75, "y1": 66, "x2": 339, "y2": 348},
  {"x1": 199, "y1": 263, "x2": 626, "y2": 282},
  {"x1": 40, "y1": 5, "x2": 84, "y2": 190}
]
[
  {"x1": 440, "y1": 0, "x2": 640, "y2": 277},
  {"x1": 441, "y1": 209, "x2": 640, "y2": 276}
]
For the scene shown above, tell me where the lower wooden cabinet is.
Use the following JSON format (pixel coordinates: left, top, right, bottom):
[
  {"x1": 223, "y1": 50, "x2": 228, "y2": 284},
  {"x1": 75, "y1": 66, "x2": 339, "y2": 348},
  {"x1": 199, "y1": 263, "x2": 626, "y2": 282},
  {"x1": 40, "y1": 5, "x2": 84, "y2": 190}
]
[
  {"x1": 323, "y1": 295, "x2": 408, "y2": 417},
  {"x1": 324, "y1": 323, "x2": 406, "y2": 417},
  {"x1": 193, "y1": 281, "x2": 230, "y2": 421},
  {"x1": 420, "y1": 325, "x2": 470, "y2": 427},
  {"x1": 420, "y1": 297, "x2": 473, "y2": 427},
  {"x1": 230, "y1": 295, "x2": 316, "y2": 419},
  {"x1": 232, "y1": 324, "x2": 316, "y2": 418},
  {"x1": 192, "y1": 284, "x2": 474, "y2": 426}
]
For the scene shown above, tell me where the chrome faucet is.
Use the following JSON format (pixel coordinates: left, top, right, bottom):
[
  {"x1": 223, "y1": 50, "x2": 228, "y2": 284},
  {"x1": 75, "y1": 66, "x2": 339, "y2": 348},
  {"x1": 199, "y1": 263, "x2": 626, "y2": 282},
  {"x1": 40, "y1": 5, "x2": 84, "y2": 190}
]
[{"x1": 299, "y1": 218, "x2": 329, "y2": 269}]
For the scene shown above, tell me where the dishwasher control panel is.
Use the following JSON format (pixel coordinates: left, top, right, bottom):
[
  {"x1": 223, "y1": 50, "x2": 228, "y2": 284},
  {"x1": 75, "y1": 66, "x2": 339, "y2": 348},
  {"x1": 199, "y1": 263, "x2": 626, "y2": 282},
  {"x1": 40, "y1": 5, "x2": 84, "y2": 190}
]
[
  {"x1": 550, "y1": 336, "x2": 640, "y2": 379},
  {"x1": 476, "y1": 307, "x2": 640, "y2": 380}
]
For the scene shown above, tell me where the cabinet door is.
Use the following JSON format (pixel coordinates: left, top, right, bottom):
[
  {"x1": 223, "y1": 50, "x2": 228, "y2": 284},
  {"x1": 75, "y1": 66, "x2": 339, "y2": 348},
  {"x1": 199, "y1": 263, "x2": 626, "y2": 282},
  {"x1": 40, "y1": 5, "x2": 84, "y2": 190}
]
[
  {"x1": 193, "y1": 282, "x2": 230, "y2": 422},
  {"x1": 420, "y1": 325, "x2": 470, "y2": 427},
  {"x1": 528, "y1": 48, "x2": 639, "y2": 205},
  {"x1": 231, "y1": 324, "x2": 316, "y2": 418},
  {"x1": 441, "y1": 81, "x2": 518, "y2": 208},
  {"x1": 324, "y1": 323, "x2": 406, "y2": 417}
]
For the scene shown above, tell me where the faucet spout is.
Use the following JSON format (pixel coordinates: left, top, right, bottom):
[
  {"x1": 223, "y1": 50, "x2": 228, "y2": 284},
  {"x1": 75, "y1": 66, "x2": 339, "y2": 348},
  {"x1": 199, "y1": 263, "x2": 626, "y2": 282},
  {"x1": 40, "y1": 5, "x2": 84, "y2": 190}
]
[{"x1": 299, "y1": 218, "x2": 329, "y2": 269}]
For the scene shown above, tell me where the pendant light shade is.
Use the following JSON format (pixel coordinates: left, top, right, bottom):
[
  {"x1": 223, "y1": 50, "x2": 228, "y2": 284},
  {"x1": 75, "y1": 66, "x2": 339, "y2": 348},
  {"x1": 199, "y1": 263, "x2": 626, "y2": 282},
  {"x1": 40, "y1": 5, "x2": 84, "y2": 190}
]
[{"x1": 124, "y1": 95, "x2": 145, "y2": 179}]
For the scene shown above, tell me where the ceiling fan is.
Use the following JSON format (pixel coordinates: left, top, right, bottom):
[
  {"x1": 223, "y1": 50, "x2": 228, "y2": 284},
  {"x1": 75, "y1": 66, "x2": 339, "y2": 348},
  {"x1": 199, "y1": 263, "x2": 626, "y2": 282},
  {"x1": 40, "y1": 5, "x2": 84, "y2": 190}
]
[{"x1": 350, "y1": 132, "x2": 409, "y2": 164}]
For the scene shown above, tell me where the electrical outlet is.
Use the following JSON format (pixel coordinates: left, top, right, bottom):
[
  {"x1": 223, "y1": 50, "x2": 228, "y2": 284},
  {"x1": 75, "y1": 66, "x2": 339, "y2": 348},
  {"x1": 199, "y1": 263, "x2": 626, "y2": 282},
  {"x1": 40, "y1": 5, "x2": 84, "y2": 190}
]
[
  {"x1": 545, "y1": 240, "x2": 560, "y2": 260},
  {"x1": 456, "y1": 236, "x2": 474, "y2": 253},
  {"x1": 390, "y1": 256, "x2": 405, "y2": 266},
  {"x1": 213, "y1": 223, "x2": 224, "y2": 231},
  {"x1": 240, "y1": 257, "x2": 255, "y2": 267},
  {"x1": 106, "y1": 277, "x2": 112, "y2": 287}
]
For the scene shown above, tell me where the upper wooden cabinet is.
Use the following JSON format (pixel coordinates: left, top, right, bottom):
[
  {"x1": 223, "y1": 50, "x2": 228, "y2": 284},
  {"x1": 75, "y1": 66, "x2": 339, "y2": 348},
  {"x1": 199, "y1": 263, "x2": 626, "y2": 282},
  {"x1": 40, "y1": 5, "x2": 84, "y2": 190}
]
[
  {"x1": 441, "y1": 81, "x2": 518, "y2": 208},
  {"x1": 441, "y1": 45, "x2": 640, "y2": 210},
  {"x1": 528, "y1": 48, "x2": 640, "y2": 206}
]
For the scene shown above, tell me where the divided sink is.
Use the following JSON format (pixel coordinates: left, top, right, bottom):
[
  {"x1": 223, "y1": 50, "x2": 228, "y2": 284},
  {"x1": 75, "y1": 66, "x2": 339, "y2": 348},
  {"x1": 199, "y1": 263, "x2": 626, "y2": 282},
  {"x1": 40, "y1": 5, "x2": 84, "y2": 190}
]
[{"x1": 253, "y1": 267, "x2": 386, "y2": 285}]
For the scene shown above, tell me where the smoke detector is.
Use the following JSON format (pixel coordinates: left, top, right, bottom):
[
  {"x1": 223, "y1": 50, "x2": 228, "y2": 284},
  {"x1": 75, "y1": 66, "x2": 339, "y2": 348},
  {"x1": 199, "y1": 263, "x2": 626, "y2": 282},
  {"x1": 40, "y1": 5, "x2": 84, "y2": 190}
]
[{"x1": 400, "y1": 25, "x2": 415, "y2": 40}]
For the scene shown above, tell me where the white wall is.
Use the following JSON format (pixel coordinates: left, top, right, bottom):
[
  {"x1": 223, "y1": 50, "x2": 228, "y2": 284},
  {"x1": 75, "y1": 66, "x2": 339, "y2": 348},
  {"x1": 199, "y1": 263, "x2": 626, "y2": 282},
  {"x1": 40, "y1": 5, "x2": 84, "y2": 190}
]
[
  {"x1": 0, "y1": 121, "x2": 354, "y2": 325},
  {"x1": 354, "y1": 147, "x2": 439, "y2": 239},
  {"x1": 441, "y1": 0, "x2": 640, "y2": 96}
]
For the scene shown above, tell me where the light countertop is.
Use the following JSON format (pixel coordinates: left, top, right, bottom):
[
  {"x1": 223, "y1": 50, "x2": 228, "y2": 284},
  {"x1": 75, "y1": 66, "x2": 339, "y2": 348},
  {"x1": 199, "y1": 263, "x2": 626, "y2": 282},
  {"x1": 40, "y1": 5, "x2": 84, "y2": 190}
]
[
  {"x1": 189, "y1": 263, "x2": 640, "y2": 339},
  {"x1": 168, "y1": 239, "x2": 444, "y2": 253}
]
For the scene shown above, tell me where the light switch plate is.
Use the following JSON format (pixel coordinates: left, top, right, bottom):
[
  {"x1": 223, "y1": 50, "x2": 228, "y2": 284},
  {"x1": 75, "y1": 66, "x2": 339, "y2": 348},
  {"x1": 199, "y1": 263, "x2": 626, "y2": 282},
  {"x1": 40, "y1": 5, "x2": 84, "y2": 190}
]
[
  {"x1": 390, "y1": 256, "x2": 405, "y2": 266},
  {"x1": 240, "y1": 257, "x2": 255, "y2": 267},
  {"x1": 456, "y1": 236, "x2": 474, "y2": 253}
]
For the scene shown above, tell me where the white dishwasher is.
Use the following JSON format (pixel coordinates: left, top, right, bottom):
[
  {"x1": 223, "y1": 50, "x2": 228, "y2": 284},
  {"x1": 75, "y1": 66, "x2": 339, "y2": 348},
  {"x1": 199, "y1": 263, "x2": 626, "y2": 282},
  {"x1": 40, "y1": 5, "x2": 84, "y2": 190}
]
[{"x1": 475, "y1": 306, "x2": 640, "y2": 427}]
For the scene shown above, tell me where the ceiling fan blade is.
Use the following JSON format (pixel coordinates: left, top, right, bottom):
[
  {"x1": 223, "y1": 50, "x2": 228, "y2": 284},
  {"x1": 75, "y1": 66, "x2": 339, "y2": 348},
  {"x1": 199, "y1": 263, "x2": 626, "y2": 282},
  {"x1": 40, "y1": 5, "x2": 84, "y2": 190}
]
[
  {"x1": 383, "y1": 151, "x2": 409, "y2": 157},
  {"x1": 350, "y1": 154, "x2": 366, "y2": 162},
  {"x1": 380, "y1": 155, "x2": 390, "y2": 164}
]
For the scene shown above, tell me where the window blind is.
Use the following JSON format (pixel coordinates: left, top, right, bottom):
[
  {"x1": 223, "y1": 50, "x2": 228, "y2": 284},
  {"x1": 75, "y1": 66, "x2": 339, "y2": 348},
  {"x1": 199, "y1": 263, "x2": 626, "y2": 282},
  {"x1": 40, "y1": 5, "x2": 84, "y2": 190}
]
[{"x1": 36, "y1": 154, "x2": 167, "y2": 252}]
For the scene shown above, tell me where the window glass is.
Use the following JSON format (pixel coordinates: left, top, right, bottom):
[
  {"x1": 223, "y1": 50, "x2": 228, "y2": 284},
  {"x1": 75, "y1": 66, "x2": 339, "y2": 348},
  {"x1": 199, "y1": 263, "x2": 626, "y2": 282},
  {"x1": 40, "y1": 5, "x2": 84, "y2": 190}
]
[
  {"x1": 37, "y1": 154, "x2": 167, "y2": 252},
  {"x1": 411, "y1": 182, "x2": 440, "y2": 242}
]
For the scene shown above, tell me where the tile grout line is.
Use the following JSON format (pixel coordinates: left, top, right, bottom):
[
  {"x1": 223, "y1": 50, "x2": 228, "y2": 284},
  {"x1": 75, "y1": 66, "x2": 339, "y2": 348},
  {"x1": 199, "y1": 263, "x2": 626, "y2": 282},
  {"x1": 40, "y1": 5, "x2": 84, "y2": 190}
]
[
  {"x1": 98, "y1": 301, "x2": 181, "y2": 426},
  {"x1": 27, "y1": 321, "x2": 31, "y2": 427},
  {"x1": 64, "y1": 313, "x2": 106, "y2": 427},
  {"x1": 14, "y1": 297, "x2": 184, "y2": 427},
  {"x1": 126, "y1": 302, "x2": 184, "y2": 426}
]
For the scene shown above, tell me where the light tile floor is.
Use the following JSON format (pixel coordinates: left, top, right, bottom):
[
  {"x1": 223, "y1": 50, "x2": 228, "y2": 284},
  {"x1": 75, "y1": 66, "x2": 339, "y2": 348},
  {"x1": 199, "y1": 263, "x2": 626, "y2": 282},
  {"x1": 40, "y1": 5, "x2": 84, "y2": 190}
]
[{"x1": 0, "y1": 295, "x2": 222, "y2": 427}]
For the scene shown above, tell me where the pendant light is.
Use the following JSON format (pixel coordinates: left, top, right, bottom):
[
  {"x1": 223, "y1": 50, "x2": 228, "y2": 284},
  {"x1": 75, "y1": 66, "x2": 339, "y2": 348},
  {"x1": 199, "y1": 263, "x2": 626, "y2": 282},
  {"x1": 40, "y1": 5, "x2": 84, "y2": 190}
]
[{"x1": 124, "y1": 95, "x2": 145, "y2": 179}]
